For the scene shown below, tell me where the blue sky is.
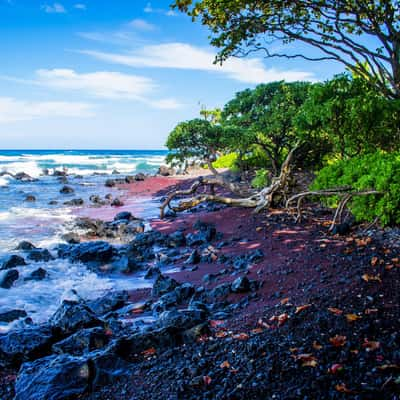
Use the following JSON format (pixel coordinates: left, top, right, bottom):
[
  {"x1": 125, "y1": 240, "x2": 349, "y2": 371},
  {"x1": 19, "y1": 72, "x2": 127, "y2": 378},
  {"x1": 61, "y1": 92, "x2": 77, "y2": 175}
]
[{"x1": 0, "y1": 0, "x2": 346, "y2": 149}]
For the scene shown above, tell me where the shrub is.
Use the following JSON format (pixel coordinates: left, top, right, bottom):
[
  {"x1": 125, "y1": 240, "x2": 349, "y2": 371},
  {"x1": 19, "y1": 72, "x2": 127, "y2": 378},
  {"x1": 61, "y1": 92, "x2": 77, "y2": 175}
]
[
  {"x1": 212, "y1": 153, "x2": 238, "y2": 169},
  {"x1": 251, "y1": 169, "x2": 270, "y2": 189},
  {"x1": 311, "y1": 152, "x2": 400, "y2": 226}
]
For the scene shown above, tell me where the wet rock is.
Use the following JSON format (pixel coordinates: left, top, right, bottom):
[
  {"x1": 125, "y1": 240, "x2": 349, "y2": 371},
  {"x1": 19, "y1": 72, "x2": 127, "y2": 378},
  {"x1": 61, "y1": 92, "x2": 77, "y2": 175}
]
[
  {"x1": 0, "y1": 309, "x2": 27, "y2": 323},
  {"x1": 0, "y1": 269, "x2": 19, "y2": 288},
  {"x1": 112, "y1": 169, "x2": 120, "y2": 175},
  {"x1": 49, "y1": 200, "x2": 58, "y2": 205},
  {"x1": 167, "y1": 231, "x2": 186, "y2": 247},
  {"x1": 24, "y1": 195, "x2": 36, "y2": 202},
  {"x1": 89, "y1": 194, "x2": 106, "y2": 205},
  {"x1": 63, "y1": 241, "x2": 114, "y2": 263},
  {"x1": 134, "y1": 172, "x2": 146, "y2": 181},
  {"x1": 27, "y1": 248, "x2": 54, "y2": 262},
  {"x1": 247, "y1": 249, "x2": 265, "y2": 263},
  {"x1": 231, "y1": 276, "x2": 251, "y2": 293},
  {"x1": 0, "y1": 325, "x2": 53, "y2": 365},
  {"x1": 114, "y1": 211, "x2": 133, "y2": 221},
  {"x1": 111, "y1": 197, "x2": 124, "y2": 207},
  {"x1": 52, "y1": 327, "x2": 110, "y2": 356},
  {"x1": 208, "y1": 283, "x2": 231, "y2": 299},
  {"x1": 124, "y1": 175, "x2": 135, "y2": 184},
  {"x1": 144, "y1": 266, "x2": 160, "y2": 279},
  {"x1": 175, "y1": 282, "x2": 195, "y2": 301},
  {"x1": 158, "y1": 165, "x2": 174, "y2": 176},
  {"x1": 61, "y1": 233, "x2": 80, "y2": 244},
  {"x1": 15, "y1": 241, "x2": 36, "y2": 251},
  {"x1": 152, "y1": 291, "x2": 180, "y2": 313},
  {"x1": 53, "y1": 170, "x2": 67, "y2": 177},
  {"x1": 50, "y1": 300, "x2": 102, "y2": 335},
  {"x1": 14, "y1": 354, "x2": 90, "y2": 400},
  {"x1": 63, "y1": 198, "x2": 84, "y2": 206},
  {"x1": 1, "y1": 254, "x2": 27, "y2": 270},
  {"x1": 186, "y1": 222, "x2": 217, "y2": 246},
  {"x1": 158, "y1": 309, "x2": 206, "y2": 330},
  {"x1": 185, "y1": 249, "x2": 201, "y2": 265},
  {"x1": 105, "y1": 179, "x2": 116, "y2": 188},
  {"x1": 152, "y1": 274, "x2": 179, "y2": 297},
  {"x1": 60, "y1": 185, "x2": 74, "y2": 194},
  {"x1": 87, "y1": 291, "x2": 129, "y2": 316},
  {"x1": 15, "y1": 172, "x2": 36, "y2": 182},
  {"x1": 24, "y1": 267, "x2": 47, "y2": 281}
]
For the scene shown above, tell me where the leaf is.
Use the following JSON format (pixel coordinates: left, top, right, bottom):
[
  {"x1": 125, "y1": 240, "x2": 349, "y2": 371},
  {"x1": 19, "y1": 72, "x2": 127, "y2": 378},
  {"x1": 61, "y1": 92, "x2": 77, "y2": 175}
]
[
  {"x1": 335, "y1": 383, "x2": 353, "y2": 393},
  {"x1": 370, "y1": 256, "x2": 379, "y2": 266},
  {"x1": 295, "y1": 304, "x2": 312, "y2": 314},
  {"x1": 269, "y1": 313, "x2": 289, "y2": 326},
  {"x1": 362, "y1": 273, "x2": 382, "y2": 283},
  {"x1": 256, "y1": 226, "x2": 263, "y2": 232},
  {"x1": 210, "y1": 319, "x2": 225, "y2": 328},
  {"x1": 203, "y1": 375, "x2": 212, "y2": 386},
  {"x1": 232, "y1": 332, "x2": 249, "y2": 340},
  {"x1": 364, "y1": 308, "x2": 378, "y2": 314},
  {"x1": 345, "y1": 313, "x2": 361, "y2": 322},
  {"x1": 251, "y1": 327, "x2": 263, "y2": 335},
  {"x1": 292, "y1": 353, "x2": 318, "y2": 367},
  {"x1": 142, "y1": 347, "x2": 156, "y2": 357},
  {"x1": 362, "y1": 339, "x2": 380, "y2": 352},
  {"x1": 328, "y1": 307, "x2": 343, "y2": 315},
  {"x1": 280, "y1": 297, "x2": 290, "y2": 305},
  {"x1": 329, "y1": 335, "x2": 347, "y2": 347},
  {"x1": 220, "y1": 361, "x2": 231, "y2": 369},
  {"x1": 313, "y1": 341, "x2": 323, "y2": 350},
  {"x1": 329, "y1": 363, "x2": 344, "y2": 374},
  {"x1": 377, "y1": 364, "x2": 400, "y2": 371},
  {"x1": 355, "y1": 237, "x2": 372, "y2": 247},
  {"x1": 215, "y1": 330, "x2": 228, "y2": 338}
]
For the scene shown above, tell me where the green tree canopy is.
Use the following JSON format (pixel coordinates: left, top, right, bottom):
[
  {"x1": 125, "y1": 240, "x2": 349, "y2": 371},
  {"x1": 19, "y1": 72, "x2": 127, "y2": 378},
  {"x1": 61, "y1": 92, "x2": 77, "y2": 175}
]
[
  {"x1": 296, "y1": 74, "x2": 400, "y2": 158},
  {"x1": 221, "y1": 81, "x2": 312, "y2": 174},
  {"x1": 166, "y1": 118, "x2": 225, "y2": 168},
  {"x1": 173, "y1": 0, "x2": 400, "y2": 99}
]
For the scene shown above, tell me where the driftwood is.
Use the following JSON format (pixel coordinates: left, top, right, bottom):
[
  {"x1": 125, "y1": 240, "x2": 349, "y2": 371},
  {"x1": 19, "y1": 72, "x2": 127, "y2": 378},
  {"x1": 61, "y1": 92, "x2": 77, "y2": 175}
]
[
  {"x1": 286, "y1": 188, "x2": 382, "y2": 231},
  {"x1": 160, "y1": 146, "x2": 297, "y2": 218}
]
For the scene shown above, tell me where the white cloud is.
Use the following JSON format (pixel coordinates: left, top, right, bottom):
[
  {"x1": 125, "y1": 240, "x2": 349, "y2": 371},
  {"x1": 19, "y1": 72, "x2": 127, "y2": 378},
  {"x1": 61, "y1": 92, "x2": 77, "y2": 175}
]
[
  {"x1": 0, "y1": 97, "x2": 94, "y2": 123},
  {"x1": 144, "y1": 2, "x2": 177, "y2": 17},
  {"x1": 129, "y1": 19, "x2": 156, "y2": 32},
  {"x1": 35, "y1": 69, "x2": 157, "y2": 100},
  {"x1": 81, "y1": 43, "x2": 315, "y2": 84},
  {"x1": 41, "y1": 2, "x2": 66, "y2": 13},
  {"x1": 74, "y1": 3, "x2": 86, "y2": 10}
]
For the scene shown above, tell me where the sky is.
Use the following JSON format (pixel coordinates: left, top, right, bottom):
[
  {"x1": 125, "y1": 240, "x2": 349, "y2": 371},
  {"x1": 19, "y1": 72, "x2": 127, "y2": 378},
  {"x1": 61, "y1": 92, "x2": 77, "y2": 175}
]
[{"x1": 0, "y1": 0, "x2": 347, "y2": 150}]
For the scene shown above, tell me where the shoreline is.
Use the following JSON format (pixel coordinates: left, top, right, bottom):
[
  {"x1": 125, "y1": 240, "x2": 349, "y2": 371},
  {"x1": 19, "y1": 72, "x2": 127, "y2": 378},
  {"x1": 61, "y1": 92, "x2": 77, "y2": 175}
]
[{"x1": 1, "y1": 172, "x2": 399, "y2": 399}]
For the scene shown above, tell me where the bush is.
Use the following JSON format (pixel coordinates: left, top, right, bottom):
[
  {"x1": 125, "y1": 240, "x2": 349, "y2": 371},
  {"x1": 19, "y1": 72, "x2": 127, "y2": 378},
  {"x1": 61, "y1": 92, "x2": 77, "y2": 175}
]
[
  {"x1": 251, "y1": 169, "x2": 270, "y2": 189},
  {"x1": 312, "y1": 152, "x2": 400, "y2": 226},
  {"x1": 212, "y1": 153, "x2": 238, "y2": 169}
]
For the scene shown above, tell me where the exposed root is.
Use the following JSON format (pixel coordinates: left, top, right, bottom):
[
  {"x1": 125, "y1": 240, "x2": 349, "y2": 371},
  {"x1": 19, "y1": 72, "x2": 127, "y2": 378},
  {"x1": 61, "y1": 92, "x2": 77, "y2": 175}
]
[
  {"x1": 160, "y1": 145, "x2": 298, "y2": 218},
  {"x1": 286, "y1": 188, "x2": 382, "y2": 231}
]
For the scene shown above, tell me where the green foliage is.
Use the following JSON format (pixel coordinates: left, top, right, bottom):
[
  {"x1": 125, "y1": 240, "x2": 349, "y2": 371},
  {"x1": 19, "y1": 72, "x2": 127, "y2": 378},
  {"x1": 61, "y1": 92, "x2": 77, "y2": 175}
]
[
  {"x1": 166, "y1": 118, "x2": 224, "y2": 166},
  {"x1": 296, "y1": 74, "x2": 400, "y2": 159},
  {"x1": 312, "y1": 152, "x2": 400, "y2": 226},
  {"x1": 173, "y1": 0, "x2": 400, "y2": 99},
  {"x1": 221, "y1": 81, "x2": 313, "y2": 174},
  {"x1": 211, "y1": 152, "x2": 237, "y2": 169},
  {"x1": 251, "y1": 169, "x2": 270, "y2": 189}
]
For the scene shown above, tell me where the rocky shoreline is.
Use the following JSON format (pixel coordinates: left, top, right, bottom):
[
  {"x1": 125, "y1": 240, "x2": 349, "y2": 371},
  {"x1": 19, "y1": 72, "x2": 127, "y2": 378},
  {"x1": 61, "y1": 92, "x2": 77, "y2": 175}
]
[{"x1": 0, "y1": 173, "x2": 399, "y2": 399}]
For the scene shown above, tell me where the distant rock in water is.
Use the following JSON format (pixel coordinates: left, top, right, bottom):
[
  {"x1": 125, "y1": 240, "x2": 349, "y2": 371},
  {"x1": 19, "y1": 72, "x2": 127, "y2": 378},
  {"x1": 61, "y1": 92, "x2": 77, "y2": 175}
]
[
  {"x1": 111, "y1": 198, "x2": 124, "y2": 207},
  {"x1": 1, "y1": 254, "x2": 27, "y2": 270},
  {"x1": 27, "y1": 249, "x2": 54, "y2": 262},
  {"x1": 60, "y1": 185, "x2": 74, "y2": 194},
  {"x1": 63, "y1": 198, "x2": 84, "y2": 206},
  {"x1": 0, "y1": 309, "x2": 27, "y2": 323},
  {"x1": 24, "y1": 195, "x2": 36, "y2": 202},
  {"x1": 0, "y1": 269, "x2": 19, "y2": 289},
  {"x1": 158, "y1": 165, "x2": 175, "y2": 176},
  {"x1": 15, "y1": 241, "x2": 36, "y2": 251},
  {"x1": 24, "y1": 267, "x2": 47, "y2": 281}
]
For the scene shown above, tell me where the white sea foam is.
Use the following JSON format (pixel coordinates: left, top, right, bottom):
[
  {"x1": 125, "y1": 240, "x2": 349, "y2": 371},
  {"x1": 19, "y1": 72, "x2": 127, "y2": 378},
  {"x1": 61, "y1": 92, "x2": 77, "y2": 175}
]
[{"x1": 0, "y1": 259, "x2": 152, "y2": 331}]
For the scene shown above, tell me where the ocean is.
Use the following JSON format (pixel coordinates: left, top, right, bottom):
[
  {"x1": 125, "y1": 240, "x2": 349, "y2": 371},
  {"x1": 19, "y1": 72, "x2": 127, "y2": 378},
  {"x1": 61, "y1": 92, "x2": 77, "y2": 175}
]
[{"x1": 0, "y1": 149, "x2": 167, "y2": 331}]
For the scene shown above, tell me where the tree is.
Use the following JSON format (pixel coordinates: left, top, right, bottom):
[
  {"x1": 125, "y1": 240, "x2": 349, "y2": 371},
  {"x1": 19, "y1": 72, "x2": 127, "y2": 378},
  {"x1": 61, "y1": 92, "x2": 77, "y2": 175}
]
[
  {"x1": 166, "y1": 118, "x2": 224, "y2": 173},
  {"x1": 173, "y1": 1, "x2": 400, "y2": 99},
  {"x1": 296, "y1": 74, "x2": 400, "y2": 158},
  {"x1": 222, "y1": 81, "x2": 311, "y2": 175}
]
